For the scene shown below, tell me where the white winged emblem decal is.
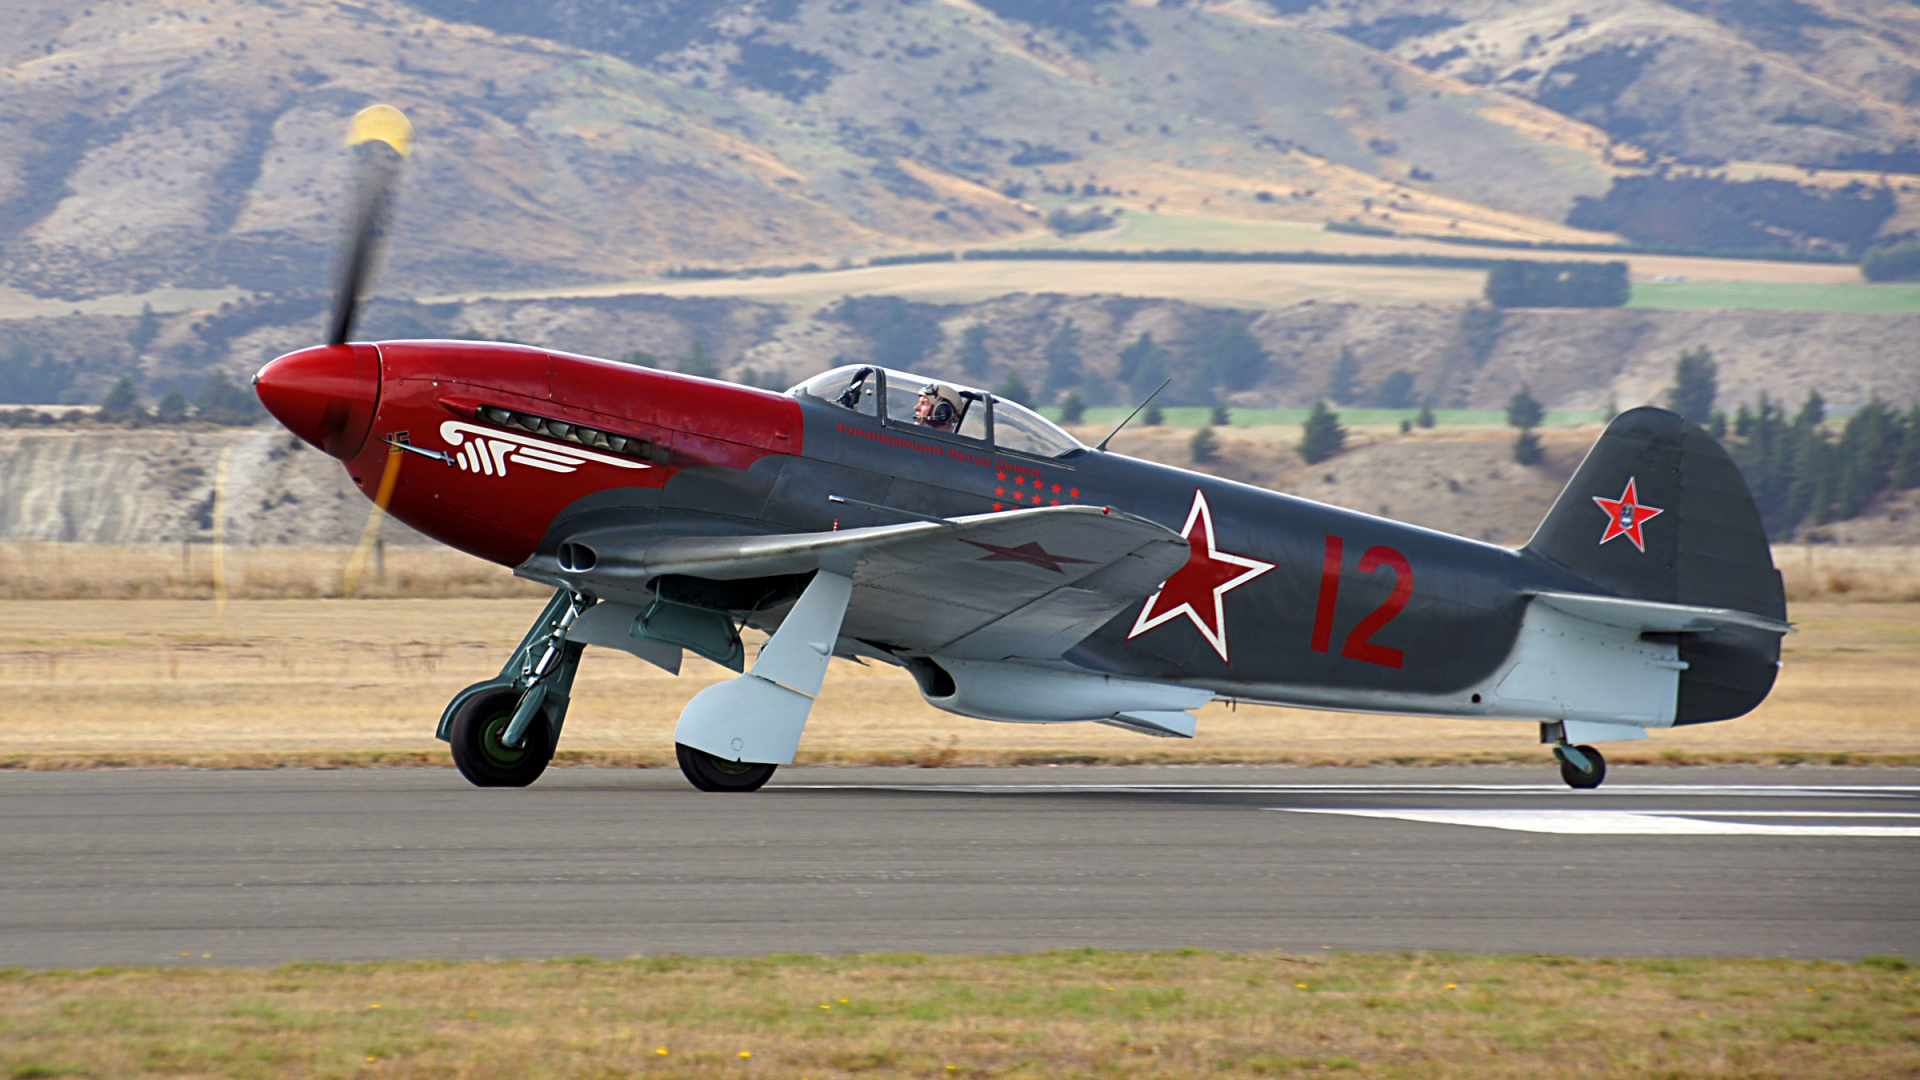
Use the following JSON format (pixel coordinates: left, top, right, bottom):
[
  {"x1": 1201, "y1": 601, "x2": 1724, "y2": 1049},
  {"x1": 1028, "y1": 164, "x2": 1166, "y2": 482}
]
[{"x1": 439, "y1": 421, "x2": 651, "y2": 477}]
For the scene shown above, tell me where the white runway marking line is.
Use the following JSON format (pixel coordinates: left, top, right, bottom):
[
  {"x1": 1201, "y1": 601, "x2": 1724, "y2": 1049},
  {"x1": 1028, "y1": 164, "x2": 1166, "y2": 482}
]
[
  {"x1": 1270, "y1": 808, "x2": 1920, "y2": 837},
  {"x1": 786, "y1": 783, "x2": 1920, "y2": 799}
]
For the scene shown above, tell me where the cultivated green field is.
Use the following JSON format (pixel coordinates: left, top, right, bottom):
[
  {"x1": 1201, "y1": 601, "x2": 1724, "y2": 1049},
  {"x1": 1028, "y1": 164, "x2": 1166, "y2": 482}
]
[
  {"x1": 2, "y1": 952, "x2": 1912, "y2": 1079},
  {"x1": 1630, "y1": 281, "x2": 1920, "y2": 314}
]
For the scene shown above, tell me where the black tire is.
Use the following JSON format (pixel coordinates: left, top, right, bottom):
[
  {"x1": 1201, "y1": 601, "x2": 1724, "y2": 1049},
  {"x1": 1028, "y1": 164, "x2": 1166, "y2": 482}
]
[
  {"x1": 676, "y1": 743, "x2": 777, "y2": 792},
  {"x1": 448, "y1": 687, "x2": 553, "y2": 788},
  {"x1": 1557, "y1": 744, "x2": 1606, "y2": 790}
]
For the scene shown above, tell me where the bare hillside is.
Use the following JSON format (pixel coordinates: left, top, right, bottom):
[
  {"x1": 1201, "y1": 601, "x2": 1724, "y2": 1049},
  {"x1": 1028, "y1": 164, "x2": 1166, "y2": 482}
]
[
  {"x1": 1283, "y1": 0, "x2": 1920, "y2": 168},
  {"x1": 5, "y1": 291, "x2": 1914, "y2": 415}
]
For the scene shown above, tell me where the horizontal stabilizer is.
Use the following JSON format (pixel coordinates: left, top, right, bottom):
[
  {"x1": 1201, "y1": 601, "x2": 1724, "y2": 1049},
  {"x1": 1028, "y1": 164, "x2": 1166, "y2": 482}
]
[{"x1": 1529, "y1": 591, "x2": 1793, "y2": 636}]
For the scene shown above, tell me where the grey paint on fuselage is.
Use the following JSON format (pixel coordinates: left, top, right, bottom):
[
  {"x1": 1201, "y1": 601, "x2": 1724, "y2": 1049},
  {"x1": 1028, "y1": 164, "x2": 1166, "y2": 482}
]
[
  {"x1": 535, "y1": 394, "x2": 1602, "y2": 710},
  {"x1": 791, "y1": 396, "x2": 1597, "y2": 700}
]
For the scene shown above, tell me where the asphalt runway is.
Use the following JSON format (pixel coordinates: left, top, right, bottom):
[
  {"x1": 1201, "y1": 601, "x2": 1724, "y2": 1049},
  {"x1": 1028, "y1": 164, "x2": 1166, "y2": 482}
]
[{"x1": 2, "y1": 765, "x2": 1915, "y2": 968}]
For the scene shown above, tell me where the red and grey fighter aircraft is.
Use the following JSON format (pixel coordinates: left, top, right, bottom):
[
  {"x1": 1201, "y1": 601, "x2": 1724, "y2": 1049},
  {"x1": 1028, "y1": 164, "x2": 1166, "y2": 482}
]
[{"x1": 255, "y1": 108, "x2": 1790, "y2": 792}]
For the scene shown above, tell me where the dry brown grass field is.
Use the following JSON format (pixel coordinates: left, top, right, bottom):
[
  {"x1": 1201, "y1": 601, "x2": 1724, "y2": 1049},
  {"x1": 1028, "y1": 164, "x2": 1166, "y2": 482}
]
[
  {"x1": 2, "y1": 952, "x2": 1914, "y2": 1080},
  {"x1": 4, "y1": 539, "x2": 1915, "y2": 603},
  {"x1": 0, "y1": 585, "x2": 1911, "y2": 768}
]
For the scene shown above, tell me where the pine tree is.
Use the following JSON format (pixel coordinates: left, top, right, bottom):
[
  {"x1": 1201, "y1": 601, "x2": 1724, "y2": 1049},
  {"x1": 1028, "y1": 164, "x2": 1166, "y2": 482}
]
[
  {"x1": 196, "y1": 371, "x2": 258, "y2": 423},
  {"x1": 1795, "y1": 390, "x2": 1826, "y2": 430},
  {"x1": 1117, "y1": 332, "x2": 1166, "y2": 392},
  {"x1": 1041, "y1": 319, "x2": 1082, "y2": 394},
  {"x1": 1513, "y1": 429, "x2": 1543, "y2": 465},
  {"x1": 1506, "y1": 385, "x2": 1543, "y2": 430},
  {"x1": 1210, "y1": 404, "x2": 1231, "y2": 426},
  {"x1": 1190, "y1": 426, "x2": 1219, "y2": 464},
  {"x1": 100, "y1": 376, "x2": 140, "y2": 420},
  {"x1": 678, "y1": 340, "x2": 719, "y2": 379},
  {"x1": 1192, "y1": 316, "x2": 1268, "y2": 393},
  {"x1": 1327, "y1": 347, "x2": 1360, "y2": 406},
  {"x1": 1833, "y1": 398, "x2": 1899, "y2": 519},
  {"x1": 957, "y1": 324, "x2": 990, "y2": 377},
  {"x1": 1298, "y1": 401, "x2": 1346, "y2": 464},
  {"x1": 1059, "y1": 392, "x2": 1086, "y2": 424},
  {"x1": 156, "y1": 388, "x2": 188, "y2": 423},
  {"x1": 1141, "y1": 403, "x2": 1164, "y2": 426},
  {"x1": 1894, "y1": 406, "x2": 1920, "y2": 491},
  {"x1": 994, "y1": 372, "x2": 1032, "y2": 405},
  {"x1": 128, "y1": 303, "x2": 160, "y2": 358},
  {"x1": 1415, "y1": 404, "x2": 1435, "y2": 429},
  {"x1": 1375, "y1": 368, "x2": 1415, "y2": 409},
  {"x1": 1668, "y1": 346, "x2": 1717, "y2": 425}
]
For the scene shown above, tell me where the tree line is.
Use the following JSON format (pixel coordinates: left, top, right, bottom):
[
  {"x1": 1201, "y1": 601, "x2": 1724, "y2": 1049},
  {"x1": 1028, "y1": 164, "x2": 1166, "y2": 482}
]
[{"x1": 1660, "y1": 345, "x2": 1918, "y2": 537}]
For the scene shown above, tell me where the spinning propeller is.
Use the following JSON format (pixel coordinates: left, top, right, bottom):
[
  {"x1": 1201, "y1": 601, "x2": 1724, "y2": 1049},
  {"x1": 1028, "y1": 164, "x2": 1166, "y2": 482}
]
[
  {"x1": 329, "y1": 104, "x2": 412, "y2": 346},
  {"x1": 251, "y1": 105, "x2": 415, "y2": 595},
  {"x1": 333, "y1": 106, "x2": 412, "y2": 595}
]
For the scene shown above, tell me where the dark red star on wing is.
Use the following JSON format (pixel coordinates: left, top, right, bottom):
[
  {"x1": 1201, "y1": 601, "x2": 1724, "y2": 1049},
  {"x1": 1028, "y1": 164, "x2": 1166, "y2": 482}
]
[
  {"x1": 1126, "y1": 490, "x2": 1275, "y2": 662},
  {"x1": 1592, "y1": 476, "x2": 1664, "y2": 553},
  {"x1": 962, "y1": 539, "x2": 1095, "y2": 574}
]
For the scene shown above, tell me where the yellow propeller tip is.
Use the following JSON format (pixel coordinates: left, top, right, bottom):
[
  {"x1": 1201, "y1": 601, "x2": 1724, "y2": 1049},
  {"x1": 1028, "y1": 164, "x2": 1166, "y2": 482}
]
[{"x1": 347, "y1": 104, "x2": 413, "y2": 157}]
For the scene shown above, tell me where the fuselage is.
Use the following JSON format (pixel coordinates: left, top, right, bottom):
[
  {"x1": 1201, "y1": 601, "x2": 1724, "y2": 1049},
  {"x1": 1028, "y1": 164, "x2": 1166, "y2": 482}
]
[{"x1": 262, "y1": 340, "x2": 1630, "y2": 719}]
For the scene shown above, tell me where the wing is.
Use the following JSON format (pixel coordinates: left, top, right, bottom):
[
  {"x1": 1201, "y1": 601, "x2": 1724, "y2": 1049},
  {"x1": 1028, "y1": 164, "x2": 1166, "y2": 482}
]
[{"x1": 548, "y1": 505, "x2": 1189, "y2": 661}]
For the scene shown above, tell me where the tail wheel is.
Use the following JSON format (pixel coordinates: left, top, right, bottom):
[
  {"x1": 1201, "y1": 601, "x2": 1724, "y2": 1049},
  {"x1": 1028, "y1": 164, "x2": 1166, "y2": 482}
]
[
  {"x1": 1557, "y1": 744, "x2": 1606, "y2": 790},
  {"x1": 676, "y1": 743, "x2": 777, "y2": 792},
  {"x1": 449, "y1": 687, "x2": 553, "y2": 788}
]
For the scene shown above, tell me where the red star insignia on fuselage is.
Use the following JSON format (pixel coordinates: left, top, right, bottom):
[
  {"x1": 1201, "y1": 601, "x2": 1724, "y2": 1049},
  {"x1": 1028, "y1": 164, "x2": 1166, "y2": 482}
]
[
  {"x1": 962, "y1": 539, "x2": 1095, "y2": 574},
  {"x1": 1126, "y1": 490, "x2": 1275, "y2": 663},
  {"x1": 1592, "y1": 476, "x2": 1664, "y2": 553}
]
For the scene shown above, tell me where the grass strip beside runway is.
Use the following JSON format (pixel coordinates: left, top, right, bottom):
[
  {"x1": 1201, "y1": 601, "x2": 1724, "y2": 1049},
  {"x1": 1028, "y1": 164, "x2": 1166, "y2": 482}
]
[{"x1": 2, "y1": 951, "x2": 1914, "y2": 1078}]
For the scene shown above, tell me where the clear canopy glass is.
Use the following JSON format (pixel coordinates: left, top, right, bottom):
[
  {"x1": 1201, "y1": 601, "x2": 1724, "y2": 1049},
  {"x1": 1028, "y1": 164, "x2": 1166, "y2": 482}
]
[{"x1": 792, "y1": 366, "x2": 1083, "y2": 459}]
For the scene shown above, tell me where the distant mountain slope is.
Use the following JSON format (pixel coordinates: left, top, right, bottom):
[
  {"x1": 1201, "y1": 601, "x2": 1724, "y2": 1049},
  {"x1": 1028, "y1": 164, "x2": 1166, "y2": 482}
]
[
  {"x1": 1, "y1": 0, "x2": 1915, "y2": 301},
  {"x1": 1286, "y1": 0, "x2": 1920, "y2": 167},
  {"x1": 0, "y1": 0, "x2": 1619, "y2": 301},
  {"x1": 0, "y1": 0, "x2": 1034, "y2": 298}
]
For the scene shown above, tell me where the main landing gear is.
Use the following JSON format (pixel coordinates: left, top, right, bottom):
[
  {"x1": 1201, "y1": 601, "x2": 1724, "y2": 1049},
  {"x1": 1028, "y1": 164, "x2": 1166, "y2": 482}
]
[
  {"x1": 676, "y1": 743, "x2": 778, "y2": 792},
  {"x1": 440, "y1": 590, "x2": 590, "y2": 788}
]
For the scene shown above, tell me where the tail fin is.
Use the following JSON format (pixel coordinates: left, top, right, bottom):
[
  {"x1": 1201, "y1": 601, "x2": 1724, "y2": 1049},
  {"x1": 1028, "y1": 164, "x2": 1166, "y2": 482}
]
[{"x1": 1523, "y1": 407, "x2": 1785, "y2": 725}]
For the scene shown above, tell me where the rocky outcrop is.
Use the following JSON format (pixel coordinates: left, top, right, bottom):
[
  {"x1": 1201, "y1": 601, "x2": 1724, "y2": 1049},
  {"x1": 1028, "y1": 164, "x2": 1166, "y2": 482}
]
[{"x1": 0, "y1": 429, "x2": 421, "y2": 545}]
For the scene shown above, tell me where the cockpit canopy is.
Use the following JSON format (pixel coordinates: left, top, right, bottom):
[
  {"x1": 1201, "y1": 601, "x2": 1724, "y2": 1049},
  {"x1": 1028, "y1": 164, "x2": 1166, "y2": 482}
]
[{"x1": 792, "y1": 365, "x2": 1085, "y2": 459}]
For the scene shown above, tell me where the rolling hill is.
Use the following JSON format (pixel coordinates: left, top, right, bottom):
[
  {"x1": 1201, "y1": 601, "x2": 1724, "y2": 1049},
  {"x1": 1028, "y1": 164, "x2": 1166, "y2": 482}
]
[{"x1": 5, "y1": 0, "x2": 1917, "y2": 305}]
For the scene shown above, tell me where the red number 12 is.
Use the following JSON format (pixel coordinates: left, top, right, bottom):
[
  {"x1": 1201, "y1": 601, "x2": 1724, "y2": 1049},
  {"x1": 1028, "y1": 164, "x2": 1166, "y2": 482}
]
[{"x1": 1310, "y1": 535, "x2": 1412, "y2": 669}]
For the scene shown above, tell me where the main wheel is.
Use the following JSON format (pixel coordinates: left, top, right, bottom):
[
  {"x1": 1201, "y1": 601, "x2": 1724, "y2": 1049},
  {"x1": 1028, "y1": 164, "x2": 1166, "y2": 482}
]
[
  {"x1": 676, "y1": 743, "x2": 777, "y2": 792},
  {"x1": 1557, "y1": 744, "x2": 1606, "y2": 790},
  {"x1": 448, "y1": 687, "x2": 553, "y2": 788}
]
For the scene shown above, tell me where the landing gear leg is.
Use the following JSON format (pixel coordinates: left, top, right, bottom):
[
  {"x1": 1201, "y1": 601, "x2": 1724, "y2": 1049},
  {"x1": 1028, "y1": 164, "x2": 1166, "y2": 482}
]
[
  {"x1": 1552, "y1": 742, "x2": 1607, "y2": 790},
  {"x1": 671, "y1": 569, "x2": 855, "y2": 792},
  {"x1": 439, "y1": 589, "x2": 592, "y2": 788}
]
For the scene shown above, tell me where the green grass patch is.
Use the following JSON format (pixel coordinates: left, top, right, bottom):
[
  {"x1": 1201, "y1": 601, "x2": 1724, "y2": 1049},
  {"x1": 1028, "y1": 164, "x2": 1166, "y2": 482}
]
[
  {"x1": 1630, "y1": 281, "x2": 1920, "y2": 314},
  {"x1": 0, "y1": 952, "x2": 1912, "y2": 1078}
]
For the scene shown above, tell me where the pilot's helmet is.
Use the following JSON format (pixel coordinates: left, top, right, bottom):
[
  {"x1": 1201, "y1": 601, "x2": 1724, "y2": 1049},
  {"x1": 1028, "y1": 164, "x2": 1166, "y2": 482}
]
[{"x1": 919, "y1": 382, "x2": 962, "y2": 426}]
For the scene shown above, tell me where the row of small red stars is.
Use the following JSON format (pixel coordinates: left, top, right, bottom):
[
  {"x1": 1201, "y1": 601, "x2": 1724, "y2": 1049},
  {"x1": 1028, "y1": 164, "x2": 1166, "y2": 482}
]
[{"x1": 992, "y1": 471, "x2": 1080, "y2": 512}]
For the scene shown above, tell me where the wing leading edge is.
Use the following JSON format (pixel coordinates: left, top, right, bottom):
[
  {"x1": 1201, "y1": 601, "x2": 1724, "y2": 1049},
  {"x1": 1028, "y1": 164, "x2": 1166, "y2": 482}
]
[{"x1": 541, "y1": 505, "x2": 1190, "y2": 661}]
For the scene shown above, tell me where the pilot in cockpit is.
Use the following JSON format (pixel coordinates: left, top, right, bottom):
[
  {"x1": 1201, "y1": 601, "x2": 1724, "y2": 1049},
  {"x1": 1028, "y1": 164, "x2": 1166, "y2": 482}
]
[{"x1": 914, "y1": 383, "x2": 962, "y2": 432}]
